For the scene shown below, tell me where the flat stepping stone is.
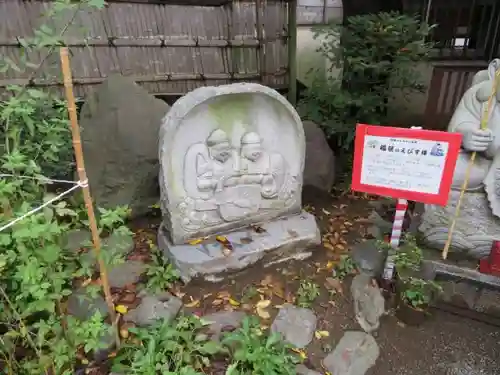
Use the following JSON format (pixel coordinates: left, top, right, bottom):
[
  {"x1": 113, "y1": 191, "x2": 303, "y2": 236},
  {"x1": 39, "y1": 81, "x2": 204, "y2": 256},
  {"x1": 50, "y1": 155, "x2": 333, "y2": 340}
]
[
  {"x1": 271, "y1": 304, "x2": 317, "y2": 348},
  {"x1": 108, "y1": 260, "x2": 147, "y2": 288},
  {"x1": 323, "y1": 331, "x2": 379, "y2": 375},
  {"x1": 67, "y1": 287, "x2": 109, "y2": 321},
  {"x1": 81, "y1": 232, "x2": 134, "y2": 265},
  {"x1": 202, "y1": 311, "x2": 246, "y2": 341},
  {"x1": 64, "y1": 229, "x2": 91, "y2": 253},
  {"x1": 124, "y1": 291, "x2": 182, "y2": 326}
]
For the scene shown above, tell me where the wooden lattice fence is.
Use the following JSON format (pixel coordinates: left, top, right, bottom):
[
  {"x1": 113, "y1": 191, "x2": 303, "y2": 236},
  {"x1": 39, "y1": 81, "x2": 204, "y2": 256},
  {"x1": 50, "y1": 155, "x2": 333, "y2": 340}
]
[{"x1": 0, "y1": 0, "x2": 292, "y2": 98}]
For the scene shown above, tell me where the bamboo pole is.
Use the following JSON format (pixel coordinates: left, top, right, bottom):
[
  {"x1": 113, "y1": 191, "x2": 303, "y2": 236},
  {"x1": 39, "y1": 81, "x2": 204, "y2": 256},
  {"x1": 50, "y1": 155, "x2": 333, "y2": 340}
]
[
  {"x1": 442, "y1": 71, "x2": 500, "y2": 260},
  {"x1": 58, "y1": 47, "x2": 120, "y2": 346}
]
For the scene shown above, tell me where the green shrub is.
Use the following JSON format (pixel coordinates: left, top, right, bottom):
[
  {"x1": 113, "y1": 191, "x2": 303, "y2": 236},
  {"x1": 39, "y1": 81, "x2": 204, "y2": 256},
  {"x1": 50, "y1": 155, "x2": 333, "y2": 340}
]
[{"x1": 299, "y1": 12, "x2": 435, "y2": 150}]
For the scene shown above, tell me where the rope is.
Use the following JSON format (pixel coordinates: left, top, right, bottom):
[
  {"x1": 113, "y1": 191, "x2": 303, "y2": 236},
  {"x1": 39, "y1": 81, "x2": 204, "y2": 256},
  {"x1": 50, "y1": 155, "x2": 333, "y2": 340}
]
[
  {"x1": 0, "y1": 174, "x2": 82, "y2": 185},
  {"x1": 0, "y1": 179, "x2": 88, "y2": 233}
]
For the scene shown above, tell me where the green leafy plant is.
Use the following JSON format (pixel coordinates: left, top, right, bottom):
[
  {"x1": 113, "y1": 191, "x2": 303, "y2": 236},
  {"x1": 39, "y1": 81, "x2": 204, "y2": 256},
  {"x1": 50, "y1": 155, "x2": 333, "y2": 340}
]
[
  {"x1": 112, "y1": 315, "x2": 223, "y2": 375},
  {"x1": 333, "y1": 254, "x2": 357, "y2": 280},
  {"x1": 299, "y1": 12, "x2": 435, "y2": 150},
  {"x1": 296, "y1": 280, "x2": 320, "y2": 308},
  {"x1": 145, "y1": 240, "x2": 180, "y2": 293},
  {"x1": 393, "y1": 234, "x2": 423, "y2": 277},
  {"x1": 222, "y1": 316, "x2": 301, "y2": 375},
  {"x1": 0, "y1": 1, "x2": 139, "y2": 374},
  {"x1": 401, "y1": 277, "x2": 443, "y2": 309}
]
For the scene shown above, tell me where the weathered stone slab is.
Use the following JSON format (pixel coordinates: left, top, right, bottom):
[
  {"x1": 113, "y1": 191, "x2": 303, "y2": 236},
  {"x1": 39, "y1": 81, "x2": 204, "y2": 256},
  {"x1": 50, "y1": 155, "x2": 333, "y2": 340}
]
[
  {"x1": 322, "y1": 331, "x2": 379, "y2": 375},
  {"x1": 202, "y1": 311, "x2": 246, "y2": 341},
  {"x1": 158, "y1": 83, "x2": 306, "y2": 245},
  {"x1": 108, "y1": 260, "x2": 147, "y2": 288},
  {"x1": 351, "y1": 240, "x2": 386, "y2": 277},
  {"x1": 159, "y1": 212, "x2": 320, "y2": 282},
  {"x1": 80, "y1": 74, "x2": 170, "y2": 217},
  {"x1": 271, "y1": 304, "x2": 317, "y2": 348},
  {"x1": 303, "y1": 120, "x2": 335, "y2": 191},
  {"x1": 350, "y1": 274, "x2": 385, "y2": 333},
  {"x1": 123, "y1": 291, "x2": 182, "y2": 327},
  {"x1": 67, "y1": 287, "x2": 109, "y2": 320}
]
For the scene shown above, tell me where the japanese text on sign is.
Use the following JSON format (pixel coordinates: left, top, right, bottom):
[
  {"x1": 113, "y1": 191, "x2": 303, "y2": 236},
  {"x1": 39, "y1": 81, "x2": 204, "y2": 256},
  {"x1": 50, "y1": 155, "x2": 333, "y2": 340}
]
[{"x1": 361, "y1": 135, "x2": 448, "y2": 194}]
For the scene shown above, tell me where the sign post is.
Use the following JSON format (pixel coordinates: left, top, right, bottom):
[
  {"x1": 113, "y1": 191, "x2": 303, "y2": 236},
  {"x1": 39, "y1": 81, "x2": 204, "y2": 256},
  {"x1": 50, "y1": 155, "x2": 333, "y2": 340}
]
[{"x1": 352, "y1": 124, "x2": 462, "y2": 282}]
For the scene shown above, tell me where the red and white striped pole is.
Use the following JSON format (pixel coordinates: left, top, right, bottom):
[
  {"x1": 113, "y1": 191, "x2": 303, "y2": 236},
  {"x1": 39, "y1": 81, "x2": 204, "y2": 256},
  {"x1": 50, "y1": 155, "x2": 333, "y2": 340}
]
[
  {"x1": 382, "y1": 126, "x2": 420, "y2": 282},
  {"x1": 382, "y1": 199, "x2": 408, "y2": 280}
]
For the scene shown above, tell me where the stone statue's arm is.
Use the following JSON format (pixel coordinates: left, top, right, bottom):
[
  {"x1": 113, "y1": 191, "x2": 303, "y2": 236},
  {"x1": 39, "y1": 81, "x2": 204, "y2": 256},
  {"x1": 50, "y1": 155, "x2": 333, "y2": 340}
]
[
  {"x1": 448, "y1": 86, "x2": 483, "y2": 135},
  {"x1": 448, "y1": 83, "x2": 495, "y2": 155}
]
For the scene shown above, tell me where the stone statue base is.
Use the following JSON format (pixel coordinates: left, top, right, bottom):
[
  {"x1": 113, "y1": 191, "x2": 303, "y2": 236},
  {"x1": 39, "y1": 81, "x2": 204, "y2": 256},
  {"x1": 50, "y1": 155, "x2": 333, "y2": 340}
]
[
  {"x1": 158, "y1": 211, "x2": 320, "y2": 282},
  {"x1": 419, "y1": 190, "x2": 500, "y2": 259}
]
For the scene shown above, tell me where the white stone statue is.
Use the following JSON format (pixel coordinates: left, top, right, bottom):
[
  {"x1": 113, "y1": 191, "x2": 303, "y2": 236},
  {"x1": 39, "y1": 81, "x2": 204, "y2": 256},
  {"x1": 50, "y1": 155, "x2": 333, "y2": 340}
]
[
  {"x1": 419, "y1": 59, "x2": 500, "y2": 258},
  {"x1": 158, "y1": 83, "x2": 305, "y2": 244}
]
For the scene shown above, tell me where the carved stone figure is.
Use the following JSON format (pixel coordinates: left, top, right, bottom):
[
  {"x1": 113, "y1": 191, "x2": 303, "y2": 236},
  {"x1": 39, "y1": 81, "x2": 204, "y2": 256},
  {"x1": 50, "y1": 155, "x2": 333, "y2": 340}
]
[
  {"x1": 157, "y1": 83, "x2": 321, "y2": 282},
  {"x1": 419, "y1": 59, "x2": 500, "y2": 258},
  {"x1": 158, "y1": 83, "x2": 312, "y2": 244}
]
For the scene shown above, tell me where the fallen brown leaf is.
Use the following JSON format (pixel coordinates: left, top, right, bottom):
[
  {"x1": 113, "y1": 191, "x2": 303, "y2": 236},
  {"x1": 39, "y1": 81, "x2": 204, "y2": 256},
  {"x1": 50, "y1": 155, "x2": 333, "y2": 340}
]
[
  {"x1": 324, "y1": 277, "x2": 343, "y2": 295},
  {"x1": 184, "y1": 297, "x2": 201, "y2": 308},
  {"x1": 212, "y1": 299, "x2": 224, "y2": 306},
  {"x1": 260, "y1": 274, "x2": 273, "y2": 286},
  {"x1": 323, "y1": 242, "x2": 335, "y2": 251},
  {"x1": 217, "y1": 291, "x2": 231, "y2": 299}
]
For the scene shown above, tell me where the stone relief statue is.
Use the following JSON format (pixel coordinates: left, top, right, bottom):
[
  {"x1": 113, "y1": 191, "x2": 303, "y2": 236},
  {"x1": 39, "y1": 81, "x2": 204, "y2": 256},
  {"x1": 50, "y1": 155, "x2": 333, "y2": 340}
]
[
  {"x1": 179, "y1": 128, "x2": 297, "y2": 232},
  {"x1": 419, "y1": 58, "x2": 500, "y2": 258}
]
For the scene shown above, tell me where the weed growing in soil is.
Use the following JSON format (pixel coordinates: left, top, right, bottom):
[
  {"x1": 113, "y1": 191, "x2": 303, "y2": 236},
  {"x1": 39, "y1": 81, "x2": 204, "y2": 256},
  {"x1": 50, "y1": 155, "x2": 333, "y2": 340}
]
[
  {"x1": 296, "y1": 280, "x2": 320, "y2": 308},
  {"x1": 145, "y1": 241, "x2": 180, "y2": 293},
  {"x1": 393, "y1": 234, "x2": 423, "y2": 277},
  {"x1": 222, "y1": 316, "x2": 301, "y2": 375},
  {"x1": 112, "y1": 315, "x2": 223, "y2": 374},
  {"x1": 401, "y1": 278, "x2": 443, "y2": 309},
  {"x1": 333, "y1": 254, "x2": 357, "y2": 280}
]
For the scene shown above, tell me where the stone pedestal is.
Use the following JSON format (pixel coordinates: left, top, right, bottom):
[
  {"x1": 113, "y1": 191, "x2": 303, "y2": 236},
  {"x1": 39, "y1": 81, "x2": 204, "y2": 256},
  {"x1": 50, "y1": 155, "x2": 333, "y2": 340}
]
[
  {"x1": 158, "y1": 211, "x2": 320, "y2": 282},
  {"x1": 419, "y1": 190, "x2": 500, "y2": 259}
]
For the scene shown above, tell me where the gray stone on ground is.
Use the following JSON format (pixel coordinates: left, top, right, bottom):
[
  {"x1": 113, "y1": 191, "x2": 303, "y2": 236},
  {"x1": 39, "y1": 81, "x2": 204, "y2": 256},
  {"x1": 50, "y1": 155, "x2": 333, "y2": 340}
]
[
  {"x1": 64, "y1": 229, "x2": 91, "y2": 252},
  {"x1": 271, "y1": 303, "x2": 317, "y2": 348},
  {"x1": 93, "y1": 323, "x2": 116, "y2": 362},
  {"x1": 108, "y1": 260, "x2": 147, "y2": 288},
  {"x1": 80, "y1": 74, "x2": 170, "y2": 217},
  {"x1": 303, "y1": 120, "x2": 335, "y2": 192},
  {"x1": 81, "y1": 231, "x2": 134, "y2": 265},
  {"x1": 124, "y1": 291, "x2": 182, "y2": 326},
  {"x1": 202, "y1": 311, "x2": 246, "y2": 341},
  {"x1": 367, "y1": 211, "x2": 392, "y2": 234},
  {"x1": 350, "y1": 274, "x2": 385, "y2": 333},
  {"x1": 296, "y1": 364, "x2": 322, "y2": 375},
  {"x1": 322, "y1": 331, "x2": 379, "y2": 375},
  {"x1": 475, "y1": 288, "x2": 500, "y2": 315},
  {"x1": 67, "y1": 287, "x2": 109, "y2": 320},
  {"x1": 440, "y1": 280, "x2": 480, "y2": 309},
  {"x1": 351, "y1": 240, "x2": 386, "y2": 277}
]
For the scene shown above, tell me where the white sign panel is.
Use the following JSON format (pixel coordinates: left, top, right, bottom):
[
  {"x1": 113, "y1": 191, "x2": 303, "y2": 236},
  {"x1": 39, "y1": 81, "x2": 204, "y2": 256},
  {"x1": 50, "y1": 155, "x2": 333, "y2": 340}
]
[{"x1": 360, "y1": 135, "x2": 449, "y2": 195}]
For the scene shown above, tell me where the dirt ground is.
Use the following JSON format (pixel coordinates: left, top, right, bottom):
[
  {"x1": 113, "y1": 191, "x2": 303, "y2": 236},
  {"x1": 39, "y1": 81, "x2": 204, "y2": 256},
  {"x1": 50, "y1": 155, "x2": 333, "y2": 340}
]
[{"x1": 126, "y1": 186, "x2": 500, "y2": 375}]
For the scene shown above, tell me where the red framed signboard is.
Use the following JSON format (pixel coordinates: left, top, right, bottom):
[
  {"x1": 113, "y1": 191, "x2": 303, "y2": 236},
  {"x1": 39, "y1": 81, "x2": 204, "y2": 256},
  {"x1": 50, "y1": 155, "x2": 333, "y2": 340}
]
[{"x1": 352, "y1": 124, "x2": 463, "y2": 206}]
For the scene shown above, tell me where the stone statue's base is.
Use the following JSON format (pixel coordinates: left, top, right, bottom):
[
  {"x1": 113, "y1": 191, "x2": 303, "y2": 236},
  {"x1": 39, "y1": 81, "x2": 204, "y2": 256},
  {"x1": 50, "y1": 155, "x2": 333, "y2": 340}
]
[
  {"x1": 158, "y1": 211, "x2": 321, "y2": 282},
  {"x1": 419, "y1": 190, "x2": 500, "y2": 259}
]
